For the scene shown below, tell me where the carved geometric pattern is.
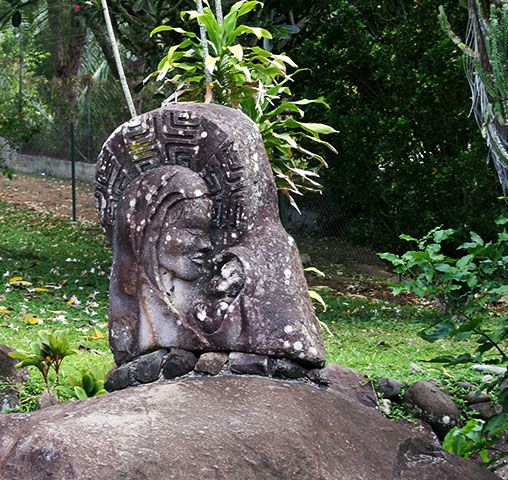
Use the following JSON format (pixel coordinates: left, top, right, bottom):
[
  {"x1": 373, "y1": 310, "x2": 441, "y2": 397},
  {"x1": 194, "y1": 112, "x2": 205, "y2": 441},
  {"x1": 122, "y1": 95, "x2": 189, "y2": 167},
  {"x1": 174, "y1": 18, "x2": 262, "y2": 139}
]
[{"x1": 95, "y1": 108, "x2": 248, "y2": 245}]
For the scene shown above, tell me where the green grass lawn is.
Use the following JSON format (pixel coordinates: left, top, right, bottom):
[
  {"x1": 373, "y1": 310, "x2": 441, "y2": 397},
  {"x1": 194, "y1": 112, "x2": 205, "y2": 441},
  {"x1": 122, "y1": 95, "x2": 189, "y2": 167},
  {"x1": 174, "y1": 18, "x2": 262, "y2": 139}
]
[{"x1": 0, "y1": 200, "x2": 498, "y2": 414}]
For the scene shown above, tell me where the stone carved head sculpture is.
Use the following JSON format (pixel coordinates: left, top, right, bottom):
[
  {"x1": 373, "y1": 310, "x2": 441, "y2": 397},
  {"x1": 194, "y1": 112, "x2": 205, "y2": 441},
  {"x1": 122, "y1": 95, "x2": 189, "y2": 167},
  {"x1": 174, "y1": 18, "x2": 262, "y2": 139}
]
[
  {"x1": 109, "y1": 165, "x2": 214, "y2": 362},
  {"x1": 96, "y1": 103, "x2": 326, "y2": 368}
]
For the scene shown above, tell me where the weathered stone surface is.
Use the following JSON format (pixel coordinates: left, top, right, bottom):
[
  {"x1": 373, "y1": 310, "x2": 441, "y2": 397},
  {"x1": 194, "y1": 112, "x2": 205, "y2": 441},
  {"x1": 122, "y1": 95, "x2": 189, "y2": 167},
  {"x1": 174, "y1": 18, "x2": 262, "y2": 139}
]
[
  {"x1": 0, "y1": 344, "x2": 29, "y2": 412},
  {"x1": 194, "y1": 352, "x2": 228, "y2": 375},
  {"x1": 0, "y1": 376, "x2": 497, "y2": 480},
  {"x1": 404, "y1": 381, "x2": 461, "y2": 439},
  {"x1": 456, "y1": 381, "x2": 476, "y2": 390},
  {"x1": 377, "y1": 377, "x2": 403, "y2": 400},
  {"x1": 324, "y1": 363, "x2": 379, "y2": 409},
  {"x1": 0, "y1": 345, "x2": 29, "y2": 385},
  {"x1": 229, "y1": 352, "x2": 269, "y2": 376},
  {"x1": 36, "y1": 389, "x2": 59, "y2": 410},
  {"x1": 131, "y1": 349, "x2": 167, "y2": 384},
  {"x1": 271, "y1": 359, "x2": 307, "y2": 379},
  {"x1": 464, "y1": 390, "x2": 491, "y2": 404},
  {"x1": 96, "y1": 103, "x2": 325, "y2": 368},
  {"x1": 306, "y1": 368, "x2": 329, "y2": 385},
  {"x1": 161, "y1": 348, "x2": 197, "y2": 379},
  {"x1": 0, "y1": 390, "x2": 18, "y2": 413},
  {"x1": 467, "y1": 402, "x2": 503, "y2": 420},
  {"x1": 104, "y1": 364, "x2": 131, "y2": 392}
]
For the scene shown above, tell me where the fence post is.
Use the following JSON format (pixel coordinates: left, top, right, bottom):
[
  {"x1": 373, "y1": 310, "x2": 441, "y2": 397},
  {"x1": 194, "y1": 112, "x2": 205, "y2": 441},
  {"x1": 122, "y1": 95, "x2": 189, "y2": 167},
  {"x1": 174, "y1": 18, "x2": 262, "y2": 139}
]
[{"x1": 70, "y1": 123, "x2": 77, "y2": 222}]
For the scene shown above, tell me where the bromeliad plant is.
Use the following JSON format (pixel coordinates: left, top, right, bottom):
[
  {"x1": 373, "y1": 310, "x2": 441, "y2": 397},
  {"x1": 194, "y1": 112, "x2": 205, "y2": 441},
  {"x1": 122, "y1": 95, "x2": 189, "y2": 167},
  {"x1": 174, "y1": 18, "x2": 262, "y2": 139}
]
[
  {"x1": 56, "y1": 365, "x2": 107, "y2": 400},
  {"x1": 379, "y1": 217, "x2": 508, "y2": 468},
  {"x1": 147, "y1": 0, "x2": 337, "y2": 209},
  {"x1": 8, "y1": 329, "x2": 75, "y2": 390}
]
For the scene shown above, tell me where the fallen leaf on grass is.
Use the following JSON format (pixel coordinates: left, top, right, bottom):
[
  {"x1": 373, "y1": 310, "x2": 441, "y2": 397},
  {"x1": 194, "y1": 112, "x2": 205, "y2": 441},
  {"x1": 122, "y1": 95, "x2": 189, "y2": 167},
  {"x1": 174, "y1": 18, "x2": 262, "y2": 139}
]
[
  {"x1": 9, "y1": 280, "x2": 33, "y2": 287},
  {"x1": 86, "y1": 328, "x2": 106, "y2": 340},
  {"x1": 34, "y1": 287, "x2": 50, "y2": 292},
  {"x1": 23, "y1": 315, "x2": 44, "y2": 325}
]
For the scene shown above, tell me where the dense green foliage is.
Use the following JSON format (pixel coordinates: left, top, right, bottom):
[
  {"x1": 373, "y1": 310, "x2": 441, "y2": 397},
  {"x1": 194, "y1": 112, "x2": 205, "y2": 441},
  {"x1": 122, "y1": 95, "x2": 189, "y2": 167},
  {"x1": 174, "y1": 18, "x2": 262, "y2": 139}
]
[
  {"x1": 290, "y1": 0, "x2": 505, "y2": 250},
  {"x1": 379, "y1": 218, "x2": 508, "y2": 467},
  {"x1": 149, "y1": 0, "x2": 336, "y2": 205}
]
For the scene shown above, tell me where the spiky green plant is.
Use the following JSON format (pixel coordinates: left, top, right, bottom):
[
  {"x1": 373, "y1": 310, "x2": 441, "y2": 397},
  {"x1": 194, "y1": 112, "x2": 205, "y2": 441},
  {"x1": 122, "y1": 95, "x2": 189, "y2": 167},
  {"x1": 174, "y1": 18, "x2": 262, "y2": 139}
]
[{"x1": 439, "y1": 0, "x2": 508, "y2": 192}]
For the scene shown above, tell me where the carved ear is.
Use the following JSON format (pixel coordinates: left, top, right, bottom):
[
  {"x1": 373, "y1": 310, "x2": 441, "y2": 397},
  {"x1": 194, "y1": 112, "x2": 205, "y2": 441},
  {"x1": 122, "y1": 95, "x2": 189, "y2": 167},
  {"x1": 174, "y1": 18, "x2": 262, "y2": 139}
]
[{"x1": 210, "y1": 254, "x2": 245, "y2": 299}]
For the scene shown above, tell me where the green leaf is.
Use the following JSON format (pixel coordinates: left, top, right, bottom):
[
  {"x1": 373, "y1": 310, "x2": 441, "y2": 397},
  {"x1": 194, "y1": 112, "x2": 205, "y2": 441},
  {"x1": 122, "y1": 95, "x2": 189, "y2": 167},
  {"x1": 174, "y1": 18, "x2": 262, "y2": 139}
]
[
  {"x1": 233, "y1": 25, "x2": 272, "y2": 40},
  {"x1": 227, "y1": 44, "x2": 243, "y2": 62},
  {"x1": 82, "y1": 373, "x2": 94, "y2": 395},
  {"x1": 204, "y1": 55, "x2": 218, "y2": 75},
  {"x1": 283, "y1": 118, "x2": 337, "y2": 135},
  {"x1": 238, "y1": 1, "x2": 262, "y2": 17},
  {"x1": 11, "y1": 11, "x2": 21, "y2": 28},
  {"x1": 433, "y1": 228, "x2": 455, "y2": 243},
  {"x1": 74, "y1": 386, "x2": 88, "y2": 400},
  {"x1": 470, "y1": 231, "x2": 484, "y2": 245},
  {"x1": 426, "y1": 353, "x2": 473, "y2": 364},
  {"x1": 308, "y1": 290, "x2": 327, "y2": 310},
  {"x1": 304, "y1": 267, "x2": 326, "y2": 277},
  {"x1": 456, "y1": 254, "x2": 474, "y2": 269},
  {"x1": 150, "y1": 25, "x2": 197, "y2": 38}
]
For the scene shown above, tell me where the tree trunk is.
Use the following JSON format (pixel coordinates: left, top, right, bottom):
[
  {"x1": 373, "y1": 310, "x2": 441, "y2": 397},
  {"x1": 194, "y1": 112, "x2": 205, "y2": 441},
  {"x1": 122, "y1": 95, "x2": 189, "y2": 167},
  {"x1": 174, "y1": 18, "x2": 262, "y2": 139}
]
[{"x1": 45, "y1": 0, "x2": 86, "y2": 122}]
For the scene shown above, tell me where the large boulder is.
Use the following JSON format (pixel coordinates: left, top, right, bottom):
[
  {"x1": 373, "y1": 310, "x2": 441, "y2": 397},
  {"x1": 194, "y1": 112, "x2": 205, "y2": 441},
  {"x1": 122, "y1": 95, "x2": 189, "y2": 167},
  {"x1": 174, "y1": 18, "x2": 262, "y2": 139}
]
[
  {"x1": 0, "y1": 376, "x2": 497, "y2": 480},
  {"x1": 0, "y1": 344, "x2": 29, "y2": 413}
]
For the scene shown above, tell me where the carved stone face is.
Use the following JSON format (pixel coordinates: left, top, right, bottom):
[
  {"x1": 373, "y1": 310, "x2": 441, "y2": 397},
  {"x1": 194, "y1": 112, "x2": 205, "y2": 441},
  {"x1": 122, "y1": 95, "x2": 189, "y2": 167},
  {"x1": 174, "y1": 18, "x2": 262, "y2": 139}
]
[{"x1": 157, "y1": 198, "x2": 213, "y2": 282}]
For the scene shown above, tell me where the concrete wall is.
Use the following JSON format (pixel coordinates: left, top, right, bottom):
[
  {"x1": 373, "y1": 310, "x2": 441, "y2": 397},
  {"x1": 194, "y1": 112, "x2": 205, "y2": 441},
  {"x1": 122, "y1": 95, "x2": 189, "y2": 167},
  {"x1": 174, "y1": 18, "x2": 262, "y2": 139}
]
[{"x1": 0, "y1": 146, "x2": 95, "y2": 183}]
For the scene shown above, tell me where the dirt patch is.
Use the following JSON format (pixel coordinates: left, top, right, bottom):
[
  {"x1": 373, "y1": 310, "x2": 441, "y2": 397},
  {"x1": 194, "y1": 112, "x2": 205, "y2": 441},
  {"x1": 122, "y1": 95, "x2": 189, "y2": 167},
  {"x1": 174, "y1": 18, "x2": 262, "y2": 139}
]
[{"x1": 0, "y1": 172, "x2": 99, "y2": 224}]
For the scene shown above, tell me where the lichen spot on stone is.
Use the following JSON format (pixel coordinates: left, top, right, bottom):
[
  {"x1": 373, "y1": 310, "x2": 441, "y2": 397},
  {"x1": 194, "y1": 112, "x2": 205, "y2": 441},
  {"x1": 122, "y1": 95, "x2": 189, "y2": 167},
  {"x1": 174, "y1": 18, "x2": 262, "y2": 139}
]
[
  {"x1": 284, "y1": 325, "x2": 294, "y2": 334},
  {"x1": 284, "y1": 269, "x2": 291, "y2": 280},
  {"x1": 442, "y1": 415, "x2": 450, "y2": 425},
  {"x1": 145, "y1": 193, "x2": 152, "y2": 203},
  {"x1": 309, "y1": 347, "x2": 318, "y2": 357},
  {"x1": 293, "y1": 341, "x2": 303, "y2": 351},
  {"x1": 129, "y1": 198, "x2": 136, "y2": 208},
  {"x1": 201, "y1": 131, "x2": 208, "y2": 138},
  {"x1": 193, "y1": 189, "x2": 203, "y2": 197}
]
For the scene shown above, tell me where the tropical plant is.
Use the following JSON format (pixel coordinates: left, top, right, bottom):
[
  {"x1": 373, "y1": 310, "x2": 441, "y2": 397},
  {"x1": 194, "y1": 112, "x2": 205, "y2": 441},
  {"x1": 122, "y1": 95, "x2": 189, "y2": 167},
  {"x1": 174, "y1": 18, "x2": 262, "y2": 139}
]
[
  {"x1": 379, "y1": 217, "x2": 508, "y2": 468},
  {"x1": 443, "y1": 415, "x2": 508, "y2": 470},
  {"x1": 56, "y1": 365, "x2": 107, "y2": 400},
  {"x1": 439, "y1": 0, "x2": 508, "y2": 193},
  {"x1": 8, "y1": 329, "x2": 75, "y2": 389},
  {"x1": 148, "y1": 0, "x2": 337, "y2": 208}
]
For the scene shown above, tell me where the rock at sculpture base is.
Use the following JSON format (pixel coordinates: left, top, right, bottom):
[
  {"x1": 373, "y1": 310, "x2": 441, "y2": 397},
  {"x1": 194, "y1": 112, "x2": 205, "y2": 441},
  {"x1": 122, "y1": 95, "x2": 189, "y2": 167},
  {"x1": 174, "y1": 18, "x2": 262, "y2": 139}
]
[{"x1": 0, "y1": 376, "x2": 498, "y2": 480}]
